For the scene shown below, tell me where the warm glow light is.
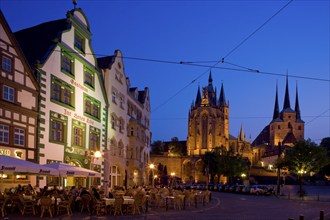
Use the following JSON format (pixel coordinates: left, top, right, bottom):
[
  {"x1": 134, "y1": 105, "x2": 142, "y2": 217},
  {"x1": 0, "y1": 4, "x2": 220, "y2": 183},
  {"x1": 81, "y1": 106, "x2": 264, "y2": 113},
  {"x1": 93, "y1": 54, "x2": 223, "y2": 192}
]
[
  {"x1": 170, "y1": 172, "x2": 175, "y2": 176},
  {"x1": 268, "y1": 164, "x2": 273, "y2": 170},
  {"x1": 149, "y1": 164, "x2": 155, "y2": 169},
  {"x1": 133, "y1": 171, "x2": 137, "y2": 176},
  {"x1": 94, "y1": 150, "x2": 102, "y2": 158},
  {"x1": 154, "y1": 175, "x2": 158, "y2": 179},
  {"x1": 241, "y1": 173, "x2": 246, "y2": 178}
]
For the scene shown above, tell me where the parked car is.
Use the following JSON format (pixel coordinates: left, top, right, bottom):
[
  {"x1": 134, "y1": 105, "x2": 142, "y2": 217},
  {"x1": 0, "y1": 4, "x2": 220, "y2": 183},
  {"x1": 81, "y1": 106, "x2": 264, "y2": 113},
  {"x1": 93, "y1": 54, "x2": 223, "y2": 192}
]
[{"x1": 250, "y1": 185, "x2": 268, "y2": 195}]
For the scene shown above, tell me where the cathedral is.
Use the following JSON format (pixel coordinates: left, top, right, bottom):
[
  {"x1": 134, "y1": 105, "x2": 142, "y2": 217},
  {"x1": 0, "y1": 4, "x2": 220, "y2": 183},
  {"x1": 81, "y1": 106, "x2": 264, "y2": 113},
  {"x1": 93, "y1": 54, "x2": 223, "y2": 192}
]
[
  {"x1": 252, "y1": 75, "x2": 305, "y2": 167},
  {"x1": 151, "y1": 72, "x2": 252, "y2": 184}
]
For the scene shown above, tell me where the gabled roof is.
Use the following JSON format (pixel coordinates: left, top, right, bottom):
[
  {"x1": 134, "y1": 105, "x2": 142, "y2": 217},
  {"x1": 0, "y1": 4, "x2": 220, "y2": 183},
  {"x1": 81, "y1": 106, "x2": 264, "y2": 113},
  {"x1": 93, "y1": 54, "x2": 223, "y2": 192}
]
[
  {"x1": 282, "y1": 132, "x2": 297, "y2": 144},
  {"x1": 14, "y1": 18, "x2": 69, "y2": 67},
  {"x1": 97, "y1": 56, "x2": 115, "y2": 69},
  {"x1": 252, "y1": 125, "x2": 270, "y2": 146}
]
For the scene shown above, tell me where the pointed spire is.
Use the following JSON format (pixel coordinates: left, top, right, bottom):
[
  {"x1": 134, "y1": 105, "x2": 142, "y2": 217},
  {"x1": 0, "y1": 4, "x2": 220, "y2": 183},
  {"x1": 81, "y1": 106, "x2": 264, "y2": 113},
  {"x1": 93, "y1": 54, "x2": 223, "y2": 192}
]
[
  {"x1": 208, "y1": 70, "x2": 213, "y2": 85},
  {"x1": 273, "y1": 82, "x2": 280, "y2": 120},
  {"x1": 283, "y1": 73, "x2": 291, "y2": 110},
  {"x1": 295, "y1": 82, "x2": 301, "y2": 120},
  {"x1": 238, "y1": 124, "x2": 245, "y2": 141},
  {"x1": 219, "y1": 83, "x2": 227, "y2": 106},
  {"x1": 195, "y1": 86, "x2": 201, "y2": 107}
]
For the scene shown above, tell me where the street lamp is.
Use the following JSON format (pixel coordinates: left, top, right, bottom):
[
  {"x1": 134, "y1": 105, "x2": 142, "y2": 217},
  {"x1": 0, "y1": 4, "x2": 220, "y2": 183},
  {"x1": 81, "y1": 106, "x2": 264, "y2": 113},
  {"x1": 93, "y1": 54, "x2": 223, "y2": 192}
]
[
  {"x1": 149, "y1": 163, "x2": 155, "y2": 187},
  {"x1": 88, "y1": 150, "x2": 101, "y2": 188}
]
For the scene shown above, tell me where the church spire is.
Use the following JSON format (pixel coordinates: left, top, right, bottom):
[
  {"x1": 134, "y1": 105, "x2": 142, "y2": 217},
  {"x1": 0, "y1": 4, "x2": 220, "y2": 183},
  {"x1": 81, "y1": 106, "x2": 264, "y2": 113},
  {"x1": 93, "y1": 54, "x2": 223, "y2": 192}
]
[
  {"x1": 273, "y1": 82, "x2": 280, "y2": 120},
  {"x1": 238, "y1": 124, "x2": 246, "y2": 142},
  {"x1": 295, "y1": 82, "x2": 301, "y2": 120},
  {"x1": 195, "y1": 85, "x2": 201, "y2": 107},
  {"x1": 283, "y1": 73, "x2": 291, "y2": 110},
  {"x1": 219, "y1": 83, "x2": 227, "y2": 106}
]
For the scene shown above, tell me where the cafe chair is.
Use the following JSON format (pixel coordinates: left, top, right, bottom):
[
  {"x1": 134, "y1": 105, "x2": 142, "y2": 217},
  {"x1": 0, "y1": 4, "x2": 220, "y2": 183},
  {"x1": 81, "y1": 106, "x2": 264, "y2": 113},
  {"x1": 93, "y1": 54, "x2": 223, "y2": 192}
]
[
  {"x1": 19, "y1": 194, "x2": 36, "y2": 216},
  {"x1": 57, "y1": 195, "x2": 74, "y2": 216},
  {"x1": 39, "y1": 196, "x2": 53, "y2": 218}
]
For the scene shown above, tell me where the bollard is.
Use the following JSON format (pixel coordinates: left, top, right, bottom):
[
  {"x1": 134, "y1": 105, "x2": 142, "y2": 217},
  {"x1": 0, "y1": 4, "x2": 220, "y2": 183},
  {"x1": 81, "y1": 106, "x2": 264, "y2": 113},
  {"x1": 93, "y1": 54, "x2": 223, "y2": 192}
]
[
  {"x1": 320, "y1": 210, "x2": 324, "y2": 220},
  {"x1": 299, "y1": 215, "x2": 304, "y2": 220}
]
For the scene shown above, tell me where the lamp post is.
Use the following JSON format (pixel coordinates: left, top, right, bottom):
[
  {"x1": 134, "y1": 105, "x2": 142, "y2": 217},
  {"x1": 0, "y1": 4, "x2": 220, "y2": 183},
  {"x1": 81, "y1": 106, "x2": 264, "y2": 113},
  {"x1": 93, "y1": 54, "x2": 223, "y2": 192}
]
[
  {"x1": 298, "y1": 169, "x2": 306, "y2": 197},
  {"x1": 149, "y1": 163, "x2": 155, "y2": 187},
  {"x1": 170, "y1": 172, "x2": 175, "y2": 189},
  {"x1": 89, "y1": 150, "x2": 101, "y2": 188}
]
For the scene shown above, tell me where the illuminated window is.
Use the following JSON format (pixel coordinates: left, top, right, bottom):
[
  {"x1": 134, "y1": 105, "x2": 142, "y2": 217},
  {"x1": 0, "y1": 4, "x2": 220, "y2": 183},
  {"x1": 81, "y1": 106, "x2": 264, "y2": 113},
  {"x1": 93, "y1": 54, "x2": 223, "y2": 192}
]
[
  {"x1": 3, "y1": 85, "x2": 14, "y2": 102},
  {"x1": 89, "y1": 126, "x2": 100, "y2": 152},
  {"x1": 0, "y1": 124, "x2": 9, "y2": 144},
  {"x1": 1, "y1": 55, "x2": 12, "y2": 73},
  {"x1": 111, "y1": 115, "x2": 115, "y2": 129},
  {"x1": 119, "y1": 96, "x2": 124, "y2": 109}
]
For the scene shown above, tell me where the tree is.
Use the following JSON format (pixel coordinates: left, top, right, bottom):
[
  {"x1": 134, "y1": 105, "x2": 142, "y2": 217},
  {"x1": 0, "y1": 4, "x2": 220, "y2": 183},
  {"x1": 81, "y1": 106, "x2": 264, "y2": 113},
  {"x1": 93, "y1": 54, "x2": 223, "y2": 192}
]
[
  {"x1": 319, "y1": 137, "x2": 330, "y2": 178},
  {"x1": 202, "y1": 148, "x2": 221, "y2": 184},
  {"x1": 168, "y1": 137, "x2": 185, "y2": 157},
  {"x1": 283, "y1": 139, "x2": 330, "y2": 196},
  {"x1": 151, "y1": 140, "x2": 164, "y2": 155}
]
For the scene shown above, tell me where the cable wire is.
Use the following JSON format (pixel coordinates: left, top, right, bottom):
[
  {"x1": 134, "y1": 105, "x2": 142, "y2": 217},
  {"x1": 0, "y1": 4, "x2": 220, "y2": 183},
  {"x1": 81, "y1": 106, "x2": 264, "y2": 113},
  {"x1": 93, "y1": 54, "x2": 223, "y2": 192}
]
[{"x1": 222, "y1": 0, "x2": 294, "y2": 60}]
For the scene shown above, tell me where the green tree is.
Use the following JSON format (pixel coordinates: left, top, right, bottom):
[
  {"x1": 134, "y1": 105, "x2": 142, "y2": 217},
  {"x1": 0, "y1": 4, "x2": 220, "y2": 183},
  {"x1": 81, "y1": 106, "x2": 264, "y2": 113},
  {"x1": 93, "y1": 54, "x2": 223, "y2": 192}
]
[
  {"x1": 319, "y1": 137, "x2": 330, "y2": 177},
  {"x1": 150, "y1": 140, "x2": 164, "y2": 155},
  {"x1": 215, "y1": 146, "x2": 248, "y2": 184},
  {"x1": 168, "y1": 137, "x2": 184, "y2": 157},
  {"x1": 283, "y1": 139, "x2": 330, "y2": 196},
  {"x1": 202, "y1": 148, "x2": 221, "y2": 184}
]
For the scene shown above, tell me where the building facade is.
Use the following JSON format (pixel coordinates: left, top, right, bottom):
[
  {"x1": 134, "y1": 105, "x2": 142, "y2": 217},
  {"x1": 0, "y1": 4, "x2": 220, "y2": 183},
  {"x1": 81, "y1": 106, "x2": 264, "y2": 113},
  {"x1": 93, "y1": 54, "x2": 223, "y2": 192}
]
[
  {"x1": 252, "y1": 76, "x2": 305, "y2": 167},
  {"x1": 14, "y1": 8, "x2": 108, "y2": 188},
  {"x1": 98, "y1": 50, "x2": 151, "y2": 189},
  {"x1": 151, "y1": 73, "x2": 252, "y2": 184},
  {"x1": 0, "y1": 11, "x2": 40, "y2": 187}
]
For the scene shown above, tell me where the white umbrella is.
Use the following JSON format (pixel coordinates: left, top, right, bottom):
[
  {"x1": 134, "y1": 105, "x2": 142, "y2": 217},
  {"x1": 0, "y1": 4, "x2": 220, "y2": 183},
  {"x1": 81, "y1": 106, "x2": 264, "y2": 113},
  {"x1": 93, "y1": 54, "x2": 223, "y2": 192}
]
[
  {"x1": 43, "y1": 162, "x2": 101, "y2": 177},
  {"x1": 0, "y1": 155, "x2": 59, "y2": 176}
]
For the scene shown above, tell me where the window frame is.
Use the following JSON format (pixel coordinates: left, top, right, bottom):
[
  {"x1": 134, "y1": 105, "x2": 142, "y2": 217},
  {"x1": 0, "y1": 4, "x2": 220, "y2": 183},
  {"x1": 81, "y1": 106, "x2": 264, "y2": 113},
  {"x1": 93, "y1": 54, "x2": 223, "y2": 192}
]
[
  {"x1": 14, "y1": 127, "x2": 25, "y2": 147},
  {"x1": 51, "y1": 75, "x2": 75, "y2": 109},
  {"x1": 2, "y1": 85, "x2": 15, "y2": 102},
  {"x1": 72, "y1": 119, "x2": 86, "y2": 148},
  {"x1": 84, "y1": 68, "x2": 94, "y2": 89},
  {"x1": 49, "y1": 111, "x2": 68, "y2": 144},
  {"x1": 83, "y1": 94, "x2": 101, "y2": 122},
  {"x1": 1, "y1": 55, "x2": 12, "y2": 73},
  {"x1": 89, "y1": 126, "x2": 100, "y2": 152},
  {"x1": 74, "y1": 31, "x2": 85, "y2": 54},
  {"x1": 0, "y1": 124, "x2": 9, "y2": 144},
  {"x1": 61, "y1": 52, "x2": 74, "y2": 77}
]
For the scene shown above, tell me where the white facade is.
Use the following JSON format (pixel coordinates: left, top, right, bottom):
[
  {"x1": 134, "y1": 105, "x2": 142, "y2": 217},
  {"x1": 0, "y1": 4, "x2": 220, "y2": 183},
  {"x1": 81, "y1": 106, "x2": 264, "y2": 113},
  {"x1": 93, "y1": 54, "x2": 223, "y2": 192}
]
[
  {"x1": 99, "y1": 50, "x2": 151, "y2": 189},
  {"x1": 15, "y1": 9, "x2": 108, "y2": 188}
]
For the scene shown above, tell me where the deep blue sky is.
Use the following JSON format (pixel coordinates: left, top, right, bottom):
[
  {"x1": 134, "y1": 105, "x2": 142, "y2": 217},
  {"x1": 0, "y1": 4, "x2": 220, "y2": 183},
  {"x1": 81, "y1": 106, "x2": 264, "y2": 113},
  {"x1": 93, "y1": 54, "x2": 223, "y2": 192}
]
[{"x1": 1, "y1": 0, "x2": 329, "y2": 144}]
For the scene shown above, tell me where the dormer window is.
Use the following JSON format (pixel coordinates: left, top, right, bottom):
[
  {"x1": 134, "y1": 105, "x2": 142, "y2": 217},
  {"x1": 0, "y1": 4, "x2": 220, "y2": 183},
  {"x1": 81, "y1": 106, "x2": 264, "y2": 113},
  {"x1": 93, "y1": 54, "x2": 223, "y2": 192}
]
[
  {"x1": 74, "y1": 31, "x2": 85, "y2": 53},
  {"x1": 1, "y1": 55, "x2": 12, "y2": 73}
]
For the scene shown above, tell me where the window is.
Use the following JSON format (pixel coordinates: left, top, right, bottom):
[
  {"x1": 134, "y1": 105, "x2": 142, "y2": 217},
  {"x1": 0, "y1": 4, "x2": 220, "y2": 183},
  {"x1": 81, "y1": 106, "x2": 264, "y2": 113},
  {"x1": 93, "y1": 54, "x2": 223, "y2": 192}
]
[
  {"x1": 14, "y1": 128, "x2": 25, "y2": 146},
  {"x1": 73, "y1": 127, "x2": 83, "y2": 147},
  {"x1": 0, "y1": 124, "x2": 9, "y2": 144},
  {"x1": 51, "y1": 75, "x2": 75, "y2": 108},
  {"x1": 3, "y1": 85, "x2": 14, "y2": 102},
  {"x1": 119, "y1": 118, "x2": 124, "y2": 133},
  {"x1": 74, "y1": 32, "x2": 85, "y2": 53},
  {"x1": 72, "y1": 120, "x2": 86, "y2": 148},
  {"x1": 50, "y1": 111, "x2": 67, "y2": 144},
  {"x1": 84, "y1": 94, "x2": 101, "y2": 121},
  {"x1": 51, "y1": 120, "x2": 64, "y2": 143},
  {"x1": 119, "y1": 96, "x2": 124, "y2": 109},
  {"x1": 61, "y1": 53, "x2": 74, "y2": 76},
  {"x1": 112, "y1": 90, "x2": 117, "y2": 104},
  {"x1": 89, "y1": 126, "x2": 100, "y2": 152},
  {"x1": 84, "y1": 69, "x2": 94, "y2": 88},
  {"x1": 2, "y1": 55, "x2": 12, "y2": 73},
  {"x1": 111, "y1": 115, "x2": 115, "y2": 129}
]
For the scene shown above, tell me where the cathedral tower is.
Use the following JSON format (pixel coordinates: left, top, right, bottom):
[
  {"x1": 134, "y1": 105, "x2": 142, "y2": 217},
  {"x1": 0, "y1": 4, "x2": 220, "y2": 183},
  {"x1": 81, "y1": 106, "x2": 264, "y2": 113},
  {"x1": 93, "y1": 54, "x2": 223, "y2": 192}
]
[{"x1": 187, "y1": 72, "x2": 229, "y2": 156}]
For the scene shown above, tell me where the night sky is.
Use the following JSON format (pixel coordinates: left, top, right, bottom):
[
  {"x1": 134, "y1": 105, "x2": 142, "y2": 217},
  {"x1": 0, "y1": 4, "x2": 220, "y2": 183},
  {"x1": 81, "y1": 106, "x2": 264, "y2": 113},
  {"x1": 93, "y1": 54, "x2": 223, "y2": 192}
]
[{"x1": 1, "y1": 0, "x2": 329, "y2": 144}]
